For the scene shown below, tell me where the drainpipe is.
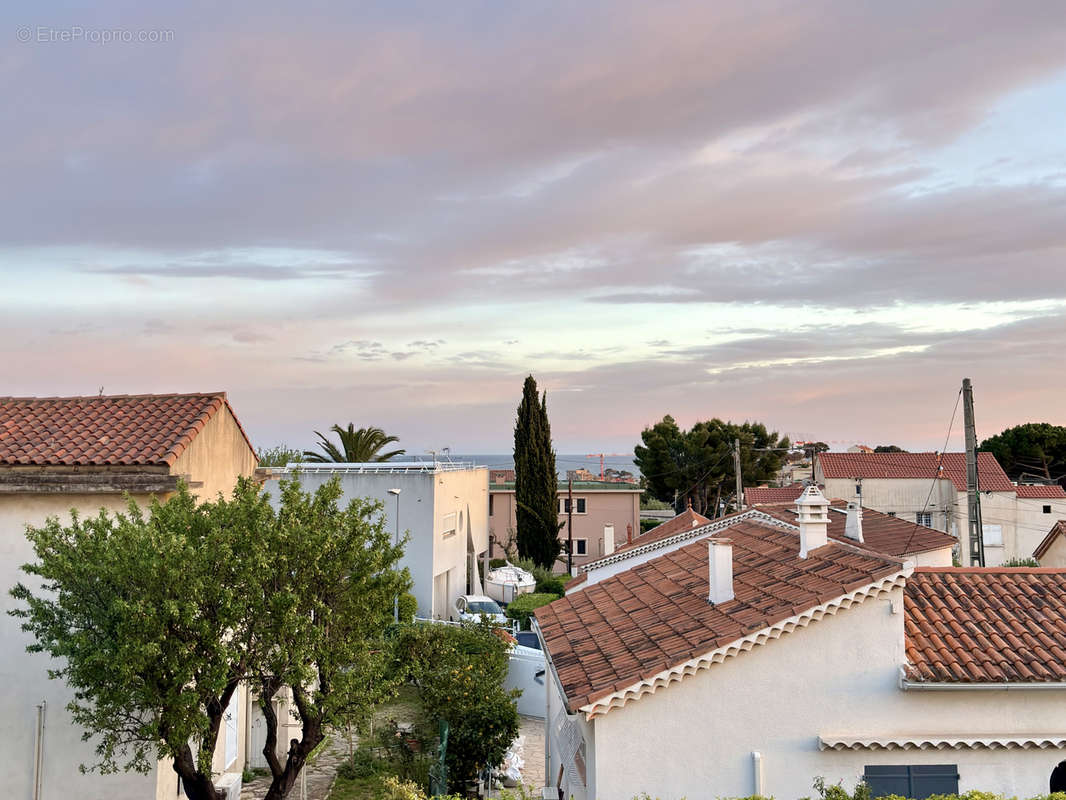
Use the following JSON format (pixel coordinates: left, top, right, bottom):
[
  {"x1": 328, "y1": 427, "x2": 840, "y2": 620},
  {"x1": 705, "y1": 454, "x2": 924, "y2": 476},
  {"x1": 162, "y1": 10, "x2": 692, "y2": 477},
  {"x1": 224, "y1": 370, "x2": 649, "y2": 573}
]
[
  {"x1": 33, "y1": 700, "x2": 46, "y2": 800},
  {"x1": 752, "y1": 751, "x2": 764, "y2": 797}
]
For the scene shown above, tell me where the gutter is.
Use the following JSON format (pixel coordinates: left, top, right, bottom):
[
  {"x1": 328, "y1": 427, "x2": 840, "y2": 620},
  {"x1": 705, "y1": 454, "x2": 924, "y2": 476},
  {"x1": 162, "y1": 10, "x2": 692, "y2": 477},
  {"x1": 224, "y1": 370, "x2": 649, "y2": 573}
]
[{"x1": 901, "y1": 679, "x2": 1066, "y2": 691}]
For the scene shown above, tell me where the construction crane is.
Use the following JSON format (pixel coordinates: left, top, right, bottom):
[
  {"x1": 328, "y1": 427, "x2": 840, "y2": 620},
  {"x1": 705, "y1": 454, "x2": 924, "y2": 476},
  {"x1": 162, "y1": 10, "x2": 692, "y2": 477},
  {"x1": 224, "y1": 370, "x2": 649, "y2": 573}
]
[{"x1": 585, "y1": 453, "x2": 629, "y2": 481}]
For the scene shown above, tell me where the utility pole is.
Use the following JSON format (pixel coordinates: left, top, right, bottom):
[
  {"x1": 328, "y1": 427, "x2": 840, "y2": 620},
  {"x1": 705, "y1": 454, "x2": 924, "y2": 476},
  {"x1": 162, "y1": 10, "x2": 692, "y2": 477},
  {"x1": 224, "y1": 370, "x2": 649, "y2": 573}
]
[
  {"x1": 567, "y1": 476, "x2": 574, "y2": 575},
  {"x1": 962, "y1": 378, "x2": 985, "y2": 567},
  {"x1": 733, "y1": 438, "x2": 744, "y2": 511}
]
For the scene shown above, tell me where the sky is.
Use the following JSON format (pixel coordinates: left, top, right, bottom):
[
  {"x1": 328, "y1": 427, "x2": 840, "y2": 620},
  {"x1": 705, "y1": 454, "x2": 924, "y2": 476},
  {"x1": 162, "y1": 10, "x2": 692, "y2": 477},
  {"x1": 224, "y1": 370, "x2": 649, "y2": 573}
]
[{"x1": 3, "y1": 1, "x2": 1066, "y2": 455}]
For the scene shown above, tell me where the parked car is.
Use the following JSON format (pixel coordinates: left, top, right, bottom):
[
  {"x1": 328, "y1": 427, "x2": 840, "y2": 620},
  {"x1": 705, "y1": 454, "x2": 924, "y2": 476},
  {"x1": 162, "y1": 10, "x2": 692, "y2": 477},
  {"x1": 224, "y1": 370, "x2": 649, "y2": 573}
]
[
  {"x1": 452, "y1": 594, "x2": 508, "y2": 625},
  {"x1": 515, "y1": 631, "x2": 541, "y2": 650}
]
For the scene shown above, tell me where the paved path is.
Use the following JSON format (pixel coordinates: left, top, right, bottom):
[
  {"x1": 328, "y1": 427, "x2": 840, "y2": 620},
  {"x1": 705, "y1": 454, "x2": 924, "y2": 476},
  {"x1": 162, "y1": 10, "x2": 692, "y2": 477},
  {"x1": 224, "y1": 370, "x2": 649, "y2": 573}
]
[
  {"x1": 518, "y1": 714, "x2": 545, "y2": 792},
  {"x1": 239, "y1": 734, "x2": 350, "y2": 800}
]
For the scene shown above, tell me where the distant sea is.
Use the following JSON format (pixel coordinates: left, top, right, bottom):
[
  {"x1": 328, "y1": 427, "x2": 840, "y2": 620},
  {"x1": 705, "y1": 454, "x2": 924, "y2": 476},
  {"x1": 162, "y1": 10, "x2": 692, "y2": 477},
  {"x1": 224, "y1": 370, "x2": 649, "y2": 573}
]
[{"x1": 410, "y1": 453, "x2": 641, "y2": 480}]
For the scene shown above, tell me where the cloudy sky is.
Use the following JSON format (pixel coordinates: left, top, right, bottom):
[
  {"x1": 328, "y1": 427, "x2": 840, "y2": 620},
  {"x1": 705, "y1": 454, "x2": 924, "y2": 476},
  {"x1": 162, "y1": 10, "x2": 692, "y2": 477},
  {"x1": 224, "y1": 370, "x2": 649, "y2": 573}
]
[{"x1": 3, "y1": 1, "x2": 1066, "y2": 455}]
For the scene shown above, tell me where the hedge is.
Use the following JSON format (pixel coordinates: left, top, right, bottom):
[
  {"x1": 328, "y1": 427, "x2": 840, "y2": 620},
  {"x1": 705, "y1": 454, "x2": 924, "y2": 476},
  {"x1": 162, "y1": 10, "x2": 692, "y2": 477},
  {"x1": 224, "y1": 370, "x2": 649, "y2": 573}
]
[{"x1": 504, "y1": 592, "x2": 560, "y2": 630}]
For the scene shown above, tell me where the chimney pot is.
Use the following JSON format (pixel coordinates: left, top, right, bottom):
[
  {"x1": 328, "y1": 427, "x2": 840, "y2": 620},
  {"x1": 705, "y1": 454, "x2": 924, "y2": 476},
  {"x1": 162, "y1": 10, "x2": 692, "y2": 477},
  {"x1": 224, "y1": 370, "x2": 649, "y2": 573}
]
[
  {"x1": 708, "y1": 538, "x2": 734, "y2": 605},
  {"x1": 626, "y1": 523, "x2": 633, "y2": 545},
  {"x1": 845, "y1": 501, "x2": 864, "y2": 543},
  {"x1": 795, "y1": 485, "x2": 830, "y2": 558}
]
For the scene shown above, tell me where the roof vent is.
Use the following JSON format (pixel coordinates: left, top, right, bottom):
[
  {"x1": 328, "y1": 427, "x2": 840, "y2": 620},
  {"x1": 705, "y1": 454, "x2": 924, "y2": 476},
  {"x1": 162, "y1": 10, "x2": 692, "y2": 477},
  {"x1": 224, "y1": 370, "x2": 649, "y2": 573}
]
[
  {"x1": 845, "y1": 501, "x2": 864, "y2": 543},
  {"x1": 708, "y1": 538, "x2": 734, "y2": 605},
  {"x1": 795, "y1": 485, "x2": 830, "y2": 558}
]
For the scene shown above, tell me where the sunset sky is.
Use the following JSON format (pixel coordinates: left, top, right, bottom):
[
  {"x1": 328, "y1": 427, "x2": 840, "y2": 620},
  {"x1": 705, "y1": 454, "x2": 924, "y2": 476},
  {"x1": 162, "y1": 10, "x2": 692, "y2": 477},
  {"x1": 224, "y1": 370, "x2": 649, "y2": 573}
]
[{"x1": 4, "y1": 2, "x2": 1066, "y2": 455}]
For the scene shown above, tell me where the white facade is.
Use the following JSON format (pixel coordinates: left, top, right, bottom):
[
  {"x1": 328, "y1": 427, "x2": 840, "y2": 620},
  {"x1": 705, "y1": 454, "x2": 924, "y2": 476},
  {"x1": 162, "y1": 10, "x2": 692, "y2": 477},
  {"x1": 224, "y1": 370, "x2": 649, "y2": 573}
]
[
  {"x1": 264, "y1": 463, "x2": 490, "y2": 618},
  {"x1": 544, "y1": 586, "x2": 1066, "y2": 800},
  {"x1": 0, "y1": 494, "x2": 249, "y2": 800},
  {"x1": 817, "y1": 471, "x2": 1066, "y2": 566}
]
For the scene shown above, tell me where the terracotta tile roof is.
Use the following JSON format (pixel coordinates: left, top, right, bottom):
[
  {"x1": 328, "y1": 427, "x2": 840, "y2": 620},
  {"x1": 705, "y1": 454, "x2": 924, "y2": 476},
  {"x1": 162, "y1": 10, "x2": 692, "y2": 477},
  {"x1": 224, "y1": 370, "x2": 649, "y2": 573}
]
[
  {"x1": 633, "y1": 507, "x2": 712, "y2": 544},
  {"x1": 0, "y1": 392, "x2": 252, "y2": 467},
  {"x1": 818, "y1": 452, "x2": 1014, "y2": 492},
  {"x1": 609, "y1": 506, "x2": 752, "y2": 557},
  {"x1": 536, "y1": 520, "x2": 902, "y2": 711},
  {"x1": 746, "y1": 484, "x2": 806, "y2": 505},
  {"x1": 1016, "y1": 484, "x2": 1066, "y2": 499},
  {"x1": 904, "y1": 567, "x2": 1066, "y2": 683},
  {"x1": 1034, "y1": 520, "x2": 1066, "y2": 560},
  {"x1": 761, "y1": 505, "x2": 957, "y2": 558}
]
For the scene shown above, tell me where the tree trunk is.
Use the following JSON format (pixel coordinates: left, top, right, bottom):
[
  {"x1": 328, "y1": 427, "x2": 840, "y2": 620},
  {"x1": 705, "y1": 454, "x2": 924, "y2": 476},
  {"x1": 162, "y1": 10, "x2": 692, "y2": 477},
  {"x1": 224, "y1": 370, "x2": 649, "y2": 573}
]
[
  {"x1": 172, "y1": 744, "x2": 224, "y2": 800},
  {"x1": 260, "y1": 685, "x2": 326, "y2": 800}
]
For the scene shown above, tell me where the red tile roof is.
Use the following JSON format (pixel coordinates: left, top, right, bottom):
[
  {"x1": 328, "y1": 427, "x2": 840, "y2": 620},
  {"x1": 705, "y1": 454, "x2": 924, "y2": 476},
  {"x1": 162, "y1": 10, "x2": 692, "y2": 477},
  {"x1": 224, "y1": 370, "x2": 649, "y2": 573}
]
[
  {"x1": 746, "y1": 484, "x2": 806, "y2": 505},
  {"x1": 536, "y1": 520, "x2": 903, "y2": 712},
  {"x1": 0, "y1": 393, "x2": 252, "y2": 467},
  {"x1": 633, "y1": 507, "x2": 712, "y2": 544},
  {"x1": 1016, "y1": 484, "x2": 1066, "y2": 499},
  {"x1": 761, "y1": 504, "x2": 957, "y2": 558},
  {"x1": 609, "y1": 506, "x2": 750, "y2": 557},
  {"x1": 1034, "y1": 520, "x2": 1066, "y2": 560},
  {"x1": 904, "y1": 567, "x2": 1066, "y2": 683},
  {"x1": 818, "y1": 452, "x2": 1014, "y2": 492}
]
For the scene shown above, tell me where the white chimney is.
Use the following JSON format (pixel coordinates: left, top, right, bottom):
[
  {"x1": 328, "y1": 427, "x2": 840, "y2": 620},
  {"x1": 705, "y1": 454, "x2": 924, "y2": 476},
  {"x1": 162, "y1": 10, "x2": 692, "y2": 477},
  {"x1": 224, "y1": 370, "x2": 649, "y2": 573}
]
[
  {"x1": 708, "y1": 538, "x2": 734, "y2": 605},
  {"x1": 603, "y1": 524, "x2": 615, "y2": 555},
  {"x1": 795, "y1": 485, "x2": 829, "y2": 558},
  {"x1": 845, "y1": 501, "x2": 864, "y2": 543}
]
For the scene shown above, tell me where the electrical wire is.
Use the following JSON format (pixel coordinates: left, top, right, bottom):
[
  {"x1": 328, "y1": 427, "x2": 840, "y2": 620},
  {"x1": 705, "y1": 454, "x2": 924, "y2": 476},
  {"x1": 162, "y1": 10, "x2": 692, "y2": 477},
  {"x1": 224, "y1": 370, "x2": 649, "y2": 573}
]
[{"x1": 900, "y1": 388, "x2": 963, "y2": 557}]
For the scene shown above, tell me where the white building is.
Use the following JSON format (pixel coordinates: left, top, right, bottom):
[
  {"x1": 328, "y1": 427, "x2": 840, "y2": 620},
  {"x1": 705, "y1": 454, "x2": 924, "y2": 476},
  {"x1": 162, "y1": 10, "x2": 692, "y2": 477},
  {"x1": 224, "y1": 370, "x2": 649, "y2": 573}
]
[
  {"x1": 536, "y1": 488, "x2": 1066, "y2": 800},
  {"x1": 816, "y1": 451, "x2": 1066, "y2": 566},
  {"x1": 0, "y1": 393, "x2": 259, "y2": 800},
  {"x1": 262, "y1": 461, "x2": 489, "y2": 618}
]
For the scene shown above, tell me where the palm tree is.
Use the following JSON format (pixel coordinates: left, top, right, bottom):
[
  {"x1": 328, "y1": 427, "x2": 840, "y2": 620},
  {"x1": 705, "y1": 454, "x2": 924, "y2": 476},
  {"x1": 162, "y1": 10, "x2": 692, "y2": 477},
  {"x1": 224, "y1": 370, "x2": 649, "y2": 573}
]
[{"x1": 302, "y1": 424, "x2": 406, "y2": 463}]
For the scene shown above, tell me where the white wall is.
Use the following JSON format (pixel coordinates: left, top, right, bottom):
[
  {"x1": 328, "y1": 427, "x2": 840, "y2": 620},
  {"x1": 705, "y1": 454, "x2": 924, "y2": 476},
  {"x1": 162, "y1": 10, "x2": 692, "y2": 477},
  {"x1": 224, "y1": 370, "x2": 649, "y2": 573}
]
[
  {"x1": 589, "y1": 588, "x2": 1066, "y2": 800},
  {"x1": 1, "y1": 495, "x2": 162, "y2": 800},
  {"x1": 265, "y1": 467, "x2": 488, "y2": 619}
]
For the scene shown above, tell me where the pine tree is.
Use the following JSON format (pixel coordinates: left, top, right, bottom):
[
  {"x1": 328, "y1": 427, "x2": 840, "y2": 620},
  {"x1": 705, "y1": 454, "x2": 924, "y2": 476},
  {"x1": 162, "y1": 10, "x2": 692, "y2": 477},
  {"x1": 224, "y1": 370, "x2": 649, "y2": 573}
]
[{"x1": 513, "y1": 375, "x2": 561, "y2": 569}]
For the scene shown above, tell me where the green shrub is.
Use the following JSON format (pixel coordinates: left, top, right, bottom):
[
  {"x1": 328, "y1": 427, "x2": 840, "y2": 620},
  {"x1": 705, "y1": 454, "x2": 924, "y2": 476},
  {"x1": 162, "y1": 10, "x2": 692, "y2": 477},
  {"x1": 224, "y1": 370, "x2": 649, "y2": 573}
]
[
  {"x1": 397, "y1": 592, "x2": 418, "y2": 622},
  {"x1": 337, "y1": 746, "x2": 378, "y2": 780},
  {"x1": 536, "y1": 575, "x2": 567, "y2": 595},
  {"x1": 489, "y1": 558, "x2": 508, "y2": 569},
  {"x1": 505, "y1": 592, "x2": 560, "y2": 629},
  {"x1": 1004, "y1": 557, "x2": 1041, "y2": 567},
  {"x1": 640, "y1": 518, "x2": 660, "y2": 534}
]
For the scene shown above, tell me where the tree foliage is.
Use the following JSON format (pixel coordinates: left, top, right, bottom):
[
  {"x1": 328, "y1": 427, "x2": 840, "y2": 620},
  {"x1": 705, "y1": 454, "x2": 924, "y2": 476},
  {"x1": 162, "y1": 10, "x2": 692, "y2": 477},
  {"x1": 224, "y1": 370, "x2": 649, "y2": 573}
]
[
  {"x1": 303, "y1": 424, "x2": 405, "y2": 463},
  {"x1": 873, "y1": 445, "x2": 907, "y2": 453},
  {"x1": 10, "y1": 476, "x2": 410, "y2": 800},
  {"x1": 253, "y1": 478, "x2": 411, "y2": 800},
  {"x1": 513, "y1": 376, "x2": 561, "y2": 568},
  {"x1": 392, "y1": 620, "x2": 520, "y2": 793},
  {"x1": 981, "y1": 423, "x2": 1066, "y2": 486},
  {"x1": 634, "y1": 416, "x2": 790, "y2": 516},
  {"x1": 259, "y1": 444, "x2": 305, "y2": 467}
]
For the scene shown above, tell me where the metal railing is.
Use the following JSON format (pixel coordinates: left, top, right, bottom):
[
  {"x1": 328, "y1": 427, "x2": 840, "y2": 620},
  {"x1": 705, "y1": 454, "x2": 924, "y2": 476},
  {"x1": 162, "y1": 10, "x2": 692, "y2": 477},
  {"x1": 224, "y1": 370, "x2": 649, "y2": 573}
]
[{"x1": 276, "y1": 461, "x2": 479, "y2": 474}]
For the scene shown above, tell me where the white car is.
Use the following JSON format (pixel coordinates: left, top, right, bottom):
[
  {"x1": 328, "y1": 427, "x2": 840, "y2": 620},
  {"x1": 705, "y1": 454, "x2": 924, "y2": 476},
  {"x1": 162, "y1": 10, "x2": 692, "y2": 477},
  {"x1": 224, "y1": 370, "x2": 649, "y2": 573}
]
[{"x1": 452, "y1": 594, "x2": 509, "y2": 626}]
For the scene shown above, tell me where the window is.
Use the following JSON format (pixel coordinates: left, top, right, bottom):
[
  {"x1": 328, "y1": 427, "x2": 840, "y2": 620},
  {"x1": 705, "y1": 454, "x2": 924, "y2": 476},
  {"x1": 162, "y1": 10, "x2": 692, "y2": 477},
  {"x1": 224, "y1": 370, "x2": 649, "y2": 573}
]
[
  {"x1": 1045, "y1": 505, "x2": 1053, "y2": 514},
  {"x1": 489, "y1": 495, "x2": 495, "y2": 516},
  {"x1": 983, "y1": 523, "x2": 1003, "y2": 546},
  {"x1": 887, "y1": 511, "x2": 897, "y2": 517},
  {"x1": 560, "y1": 498, "x2": 587, "y2": 514},
  {"x1": 915, "y1": 512, "x2": 932, "y2": 527},
  {"x1": 442, "y1": 512, "x2": 457, "y2": 538},
  {"x1": 574, "y1": 539, "x2": 587, "y2": 555},
  {"x1": 863, "y1": 765, "x2": 958, "y2": 799}
]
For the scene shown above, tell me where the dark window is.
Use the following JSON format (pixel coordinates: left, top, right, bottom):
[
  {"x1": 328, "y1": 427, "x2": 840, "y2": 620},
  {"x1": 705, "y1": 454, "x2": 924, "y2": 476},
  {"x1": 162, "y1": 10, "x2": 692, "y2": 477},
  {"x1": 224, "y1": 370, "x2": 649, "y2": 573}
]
[
  {"x1": 864, "y1": 765, "x2": 959, "y2": 799},
  {"x1": 1044, "y1": 505, "x2": 1053, "y2": 514},
  {"x1": 562, "y1": 498, "x2": 587, "y2": 513},
  {"x1": 575, "y1": 539, "x2": 588, "y2": 555},
  {"x1": 489, "y1": 495, "x2": 494, "y2": 516}
]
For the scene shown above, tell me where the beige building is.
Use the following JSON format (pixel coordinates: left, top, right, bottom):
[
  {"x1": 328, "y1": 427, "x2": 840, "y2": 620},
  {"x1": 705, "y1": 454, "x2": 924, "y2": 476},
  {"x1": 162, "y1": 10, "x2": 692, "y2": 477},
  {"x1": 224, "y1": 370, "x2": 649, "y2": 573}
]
[
  {"x1": 815, "y1": 451, "x2": 1066, "y2": 566},
  {"x1": 0, "y1": 392, "x2": 259, "y2": 800},
  {"x1": 488, "y1": 474, "x2": 640, "y2": 570}
]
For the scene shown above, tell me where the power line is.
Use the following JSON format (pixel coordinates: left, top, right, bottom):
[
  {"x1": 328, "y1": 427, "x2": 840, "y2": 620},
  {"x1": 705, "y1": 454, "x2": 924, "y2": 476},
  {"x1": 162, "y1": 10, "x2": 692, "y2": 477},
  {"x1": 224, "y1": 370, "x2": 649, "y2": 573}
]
[{"x1": 901, "y1": 388, "x2": 963, "y2": 557}]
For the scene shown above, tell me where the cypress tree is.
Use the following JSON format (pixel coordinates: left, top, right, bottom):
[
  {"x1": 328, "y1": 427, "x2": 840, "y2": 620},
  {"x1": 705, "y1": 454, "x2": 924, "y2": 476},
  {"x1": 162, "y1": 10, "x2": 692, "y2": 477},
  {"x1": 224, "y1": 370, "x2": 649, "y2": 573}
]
[{"x1": 513, "y1": 375, "x2": 561, "y2": 569}]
